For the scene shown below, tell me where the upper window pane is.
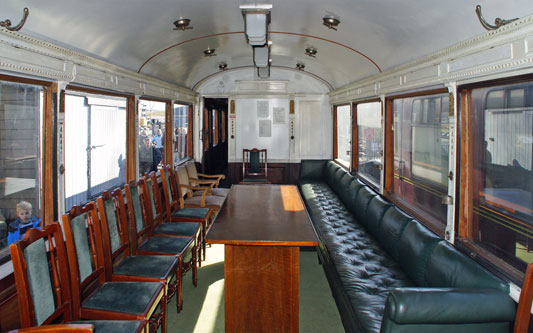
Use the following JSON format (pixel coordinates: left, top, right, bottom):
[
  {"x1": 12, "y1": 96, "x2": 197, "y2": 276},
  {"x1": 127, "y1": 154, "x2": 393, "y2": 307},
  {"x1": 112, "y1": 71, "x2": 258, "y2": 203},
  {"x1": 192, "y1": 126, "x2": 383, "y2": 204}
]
[
  {"x1": 0, "y1": 81, "x2": 43, "y2": 257},
  {"x1": 65, "y1": 93, "x2": 126, "y2": 211},
  {"x1": 470, "y1": 81, "x2": 533, "y2": 272},
  {"x1": 139, "y1": 100, "x2": 165, "y2": 176},
  {"x1": 357, "y1": 102, "x2": 382, "y2": 186},
  {"x1": 393, "y1": 93, "x2": 450, "y2": 226},
  {"x1": 336, "y1": 105, "x2": 351, "y2": 168},
  {"x1": 173, "y1": 104, "x2": 189, "y2": 164}
]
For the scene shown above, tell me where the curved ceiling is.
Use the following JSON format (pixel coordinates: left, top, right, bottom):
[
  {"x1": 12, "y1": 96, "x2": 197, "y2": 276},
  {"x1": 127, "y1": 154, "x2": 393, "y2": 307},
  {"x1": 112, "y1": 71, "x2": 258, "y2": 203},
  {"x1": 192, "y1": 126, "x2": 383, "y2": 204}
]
[{"x1": 2, "y1": 0, "x2": 532, "y2": 91}]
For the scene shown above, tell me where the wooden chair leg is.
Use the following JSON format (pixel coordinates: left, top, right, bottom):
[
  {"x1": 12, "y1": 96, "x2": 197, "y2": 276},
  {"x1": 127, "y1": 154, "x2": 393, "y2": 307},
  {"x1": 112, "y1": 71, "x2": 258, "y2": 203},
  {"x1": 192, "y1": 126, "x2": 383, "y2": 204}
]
[{"x1": 514, "y1": 263, "x2": 533, "y2": 333}]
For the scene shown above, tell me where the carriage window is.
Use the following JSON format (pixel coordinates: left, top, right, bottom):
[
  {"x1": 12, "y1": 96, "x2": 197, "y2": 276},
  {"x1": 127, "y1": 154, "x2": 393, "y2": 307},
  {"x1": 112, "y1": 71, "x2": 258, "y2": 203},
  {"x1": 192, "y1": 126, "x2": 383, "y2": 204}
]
[
  {"x1": 174, "y1": 103, "x2": 189, "y2": 163},
  {"x1": 0, "y1": 81, "x2": 43, "y2": 261},
  {"x1": 138, "y1": 99, "x2": 166, "y2": 176},
  {"x1": 469, "y1": 81, "x2": 533, "y2": 273},
  {"x1": 392, "y1": 93, "x2": 449, "y2": 227},
  {"x1": 65, "y1": 92, "x2": 126, "y2": 211},
  {"x1": 335, "y1": 105, "x2": 352, "y2": 168},
  {"x1": 357, "y1": 101, "x2": 382, "y2": 186}
]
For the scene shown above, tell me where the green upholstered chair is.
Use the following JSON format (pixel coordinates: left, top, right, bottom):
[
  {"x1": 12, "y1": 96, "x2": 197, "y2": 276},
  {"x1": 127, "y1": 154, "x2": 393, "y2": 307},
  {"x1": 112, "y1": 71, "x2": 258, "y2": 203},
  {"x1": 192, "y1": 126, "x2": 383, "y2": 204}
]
[
  {"x1": 125, "y1": 179, "x2": 198, "y2": 312},
  {"x1": 150, "y1": 169, "x2": 208, "y2": 263},
  {"x1": 96, "y1": 189, "x2": 181, "y2": 313},
  {"x1": 241, "y1": 148, "x2": 270, "y2": 184},
  {"x1": 184, "y1": 162, "x2": 229, "y2": 197},
  {"x1": 61, "y1": 204, "x2": 167, "y2": 332},
  {"x1": 9, "y1": 222, "x2": 144, "y2": 333}
]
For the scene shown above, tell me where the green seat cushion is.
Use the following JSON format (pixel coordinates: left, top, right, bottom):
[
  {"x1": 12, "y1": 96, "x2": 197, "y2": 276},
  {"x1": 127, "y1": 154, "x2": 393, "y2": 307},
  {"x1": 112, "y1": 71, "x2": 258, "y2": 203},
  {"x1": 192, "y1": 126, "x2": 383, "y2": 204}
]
[
  {"x1": 242, "y1": 178, "x2": 269, "y2": 183},
  {"x1": 83, "y1": 281, "x2": 161, "y2": 314},
  {"x1": 139, "y1": 236, "x2": 192, "y2": 254},
  {"x1": 171, "y1": 208, "x2": 210, "y2": 220},
  {"x1": 71, "y1": 320, "x2": 143, "y2": 333},
  {"x1": 114, "y1": 256, "x2": 176, "y2": 278},
  {"x1": 154, "y1": 222, "x2": 199, "y2": 236}
]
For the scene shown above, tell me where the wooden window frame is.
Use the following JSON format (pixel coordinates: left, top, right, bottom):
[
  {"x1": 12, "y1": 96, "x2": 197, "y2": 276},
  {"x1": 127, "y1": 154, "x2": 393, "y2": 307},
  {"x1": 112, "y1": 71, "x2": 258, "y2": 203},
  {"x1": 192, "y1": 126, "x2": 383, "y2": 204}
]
[
  {"x1": 383, "y1": 88, "x2": 449, "y2": 237},
  {"x1": 456, "y1": 73, "x2": 533, "y2": 284},
  {"x1": 333, "y1": 103, "x2": 352, "y2": 170},
  {"x1": 138, "y1": 96, "x2": 172, "y2": 171}
]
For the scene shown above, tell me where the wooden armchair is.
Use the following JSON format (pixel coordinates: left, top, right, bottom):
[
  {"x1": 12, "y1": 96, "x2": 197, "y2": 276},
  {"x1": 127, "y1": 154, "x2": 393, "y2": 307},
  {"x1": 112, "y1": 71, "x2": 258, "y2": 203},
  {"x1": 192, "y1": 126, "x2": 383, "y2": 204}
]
[
  {"x1": 241, "y1": 148, "x2": 270, "y2": 184},
  {"x1": 95, "y1": 189, "x2": 181, "y2": 313},
  {"x1": 125, "y1": 179, "x2": 198, "y2": 312},
  {"x1": 185, "y1": 162, "x2": 229, "y2": 197},
  {"x1": 175, "y1": 165, "x2": 226, "y2": 216},
  {"x1": 9, "y1": 223, "x2": 144, "y2": 333},
  {"x1": 62, "y1": 204, "x2": 166, "y2": 332}
]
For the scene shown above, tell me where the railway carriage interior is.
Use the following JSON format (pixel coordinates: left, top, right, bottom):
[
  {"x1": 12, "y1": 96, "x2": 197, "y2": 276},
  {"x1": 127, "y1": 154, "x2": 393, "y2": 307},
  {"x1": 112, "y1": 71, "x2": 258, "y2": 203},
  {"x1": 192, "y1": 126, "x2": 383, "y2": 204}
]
[{"x1": 0, "y1": 0, "x2": 533, "y2": 332}]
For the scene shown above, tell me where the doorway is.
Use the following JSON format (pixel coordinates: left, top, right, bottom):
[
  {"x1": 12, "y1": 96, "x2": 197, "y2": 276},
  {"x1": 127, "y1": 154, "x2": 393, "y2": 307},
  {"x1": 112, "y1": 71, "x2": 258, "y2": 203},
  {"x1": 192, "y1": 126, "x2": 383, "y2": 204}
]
[{"x1": 202, "y1": 98, "x2": 228, "y2": 176}]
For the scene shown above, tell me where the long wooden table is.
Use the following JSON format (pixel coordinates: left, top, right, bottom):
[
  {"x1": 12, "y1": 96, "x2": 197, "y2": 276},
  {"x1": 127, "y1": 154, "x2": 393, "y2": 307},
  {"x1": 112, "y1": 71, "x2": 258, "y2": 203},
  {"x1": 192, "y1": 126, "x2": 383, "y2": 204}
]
[{"x1": 205, "y1": 184, "x2": 318, "y2": 332}]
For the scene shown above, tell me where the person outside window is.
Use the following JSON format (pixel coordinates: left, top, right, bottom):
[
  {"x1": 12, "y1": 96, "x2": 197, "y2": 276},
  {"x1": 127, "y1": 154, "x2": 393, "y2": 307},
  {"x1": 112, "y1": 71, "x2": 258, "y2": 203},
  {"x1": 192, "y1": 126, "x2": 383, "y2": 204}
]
[{"x1": 7, "y1": 201, "x2": 41, "y2": 245}]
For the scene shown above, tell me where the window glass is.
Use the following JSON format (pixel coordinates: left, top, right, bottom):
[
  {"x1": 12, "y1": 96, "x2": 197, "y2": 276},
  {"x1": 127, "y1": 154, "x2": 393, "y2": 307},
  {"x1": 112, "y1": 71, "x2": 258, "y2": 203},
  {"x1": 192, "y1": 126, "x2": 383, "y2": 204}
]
[
  {"x1": 470, "y1": 81, "x2": 533, "y2": 272},
  {"x1": 65, "y1": 93, "x2": 126, "y2": 211},
  {"x1": 336, "y1": 105, "x2": 352, "y2": 168},
  {"x1": 357, "y1": 102, "x2": 382, "y2": 185},
  {"x1": 173, "y1": 103, "x2": 189, "y2": 163},
  {"x1": 393, "y1": 93, "x2": 449, "y2": 226},
  {"x1": 0, "y1": 81, "x2": 43, "y2": 258},
  {"x1": 138, "y1": 100, "x2": 165, "y2": 176}
]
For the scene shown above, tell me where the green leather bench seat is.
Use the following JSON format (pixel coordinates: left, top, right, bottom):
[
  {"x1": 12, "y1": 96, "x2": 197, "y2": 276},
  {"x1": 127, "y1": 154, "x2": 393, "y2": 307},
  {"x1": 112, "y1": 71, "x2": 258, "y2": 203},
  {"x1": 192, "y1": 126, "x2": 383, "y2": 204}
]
[{"x1": 298, "y1": 160, "x2": 516, "y2": 333}]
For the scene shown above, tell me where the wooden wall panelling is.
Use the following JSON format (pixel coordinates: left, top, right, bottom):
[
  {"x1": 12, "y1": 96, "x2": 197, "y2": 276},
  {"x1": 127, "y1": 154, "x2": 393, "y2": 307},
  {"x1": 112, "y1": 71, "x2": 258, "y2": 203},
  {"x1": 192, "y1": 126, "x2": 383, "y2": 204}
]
[{"x1": 126, "y1": 96, "x2": 137, "y2": 182}]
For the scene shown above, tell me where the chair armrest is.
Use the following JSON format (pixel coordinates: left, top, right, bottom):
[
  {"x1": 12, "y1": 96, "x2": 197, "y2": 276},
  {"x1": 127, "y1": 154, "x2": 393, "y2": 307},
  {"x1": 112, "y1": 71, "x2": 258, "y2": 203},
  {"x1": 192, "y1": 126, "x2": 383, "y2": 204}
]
[
  {"x1": 197, "y1": 173, "x2": 225, "y2": 180},
  {"x1": 9, "y1": 324, "x2": 95, "y2": 332},
  {"x1": 382, "y1": 288, "x2": 516, "y2": 326},
  {"x1": 189, "y1": 177, "x2": 217, "y2": 186}
]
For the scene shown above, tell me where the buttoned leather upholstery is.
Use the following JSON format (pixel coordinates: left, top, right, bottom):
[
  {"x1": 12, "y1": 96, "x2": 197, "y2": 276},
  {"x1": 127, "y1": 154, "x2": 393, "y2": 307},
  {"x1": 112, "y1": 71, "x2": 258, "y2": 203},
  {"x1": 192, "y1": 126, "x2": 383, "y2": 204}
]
[{"x1": 298, "y1": 160, "x2": 515, "y2": 333}]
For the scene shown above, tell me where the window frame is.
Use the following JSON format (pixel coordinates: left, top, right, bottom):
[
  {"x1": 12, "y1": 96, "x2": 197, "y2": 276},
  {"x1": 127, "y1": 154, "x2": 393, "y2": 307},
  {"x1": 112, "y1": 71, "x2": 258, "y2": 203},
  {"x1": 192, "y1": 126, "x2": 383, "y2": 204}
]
[
  {"x1": 457, "y1": 73, "x2": 533, "y2": 284},
  {"x1": 172, "y1": 102, "x2": 193, "y2": 164},
  {"x1": 383, "y1": 88, "x2": 450, "y2": 237},
  {"x1": 352, "y1": 98, "x2": 383, "y2": 190},
  {"x1": 333, "y1": 103, "x2": 353, "y2": 170}
]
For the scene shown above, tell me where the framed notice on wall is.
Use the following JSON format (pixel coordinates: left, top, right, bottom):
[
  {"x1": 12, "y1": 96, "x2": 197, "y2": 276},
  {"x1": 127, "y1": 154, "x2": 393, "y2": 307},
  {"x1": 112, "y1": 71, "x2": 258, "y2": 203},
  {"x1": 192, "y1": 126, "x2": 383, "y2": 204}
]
[
  {"x1": 257, "y1": 101, "x2": 269, "y2": 118},
  {"x1": 273, "y1": 107, "x2": 285, "y2": 124},
  {"x1": 259, "y1": 119, "x2": 272, "y2": 137}
]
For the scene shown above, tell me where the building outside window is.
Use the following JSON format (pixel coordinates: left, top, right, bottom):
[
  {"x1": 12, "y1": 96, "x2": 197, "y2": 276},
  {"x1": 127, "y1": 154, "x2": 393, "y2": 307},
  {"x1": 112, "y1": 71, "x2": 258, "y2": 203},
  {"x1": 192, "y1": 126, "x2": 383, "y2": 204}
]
[
  {"x1": 0, "y1": 81, "x2": 43, "y2": 262},
  {"x1": 335, "y1": 105, "x2": 352, "y2": 168},
  {"x1": 357, "y1": 101, "x2": 382, "y2": 186}
]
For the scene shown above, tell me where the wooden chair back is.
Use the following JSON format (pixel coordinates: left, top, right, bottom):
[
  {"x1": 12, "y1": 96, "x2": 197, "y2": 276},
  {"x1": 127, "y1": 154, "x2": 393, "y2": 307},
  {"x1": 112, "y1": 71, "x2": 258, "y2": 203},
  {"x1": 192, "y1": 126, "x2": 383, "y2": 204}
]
[
  {"x1": 96, "y1": 190, "x2": 133, "y2": 281},
  {"x1": 514, "y1": 263, "x2": 533, "y2": 333},
  {"x1": 9, "y1": 223, "x2": 73, "y2": 328},
  {"x1": 161, "y1": 165, "x2": 181, "y2": 217},
  {"x1": 175, "y1": 165, "x2": 193, "y2": 199},
  {"x1": 146, "y1": 171, "x2": 166, "y2": 225},
  {"x1": 123, "y1": 180, "x2": 153, "y2": 255},
  {"x1": 61, "y1": 203, "x2": 106, "y2": 320},
  {"x1": 242, "y1": 148, "x2": 268, "y2": 180}
]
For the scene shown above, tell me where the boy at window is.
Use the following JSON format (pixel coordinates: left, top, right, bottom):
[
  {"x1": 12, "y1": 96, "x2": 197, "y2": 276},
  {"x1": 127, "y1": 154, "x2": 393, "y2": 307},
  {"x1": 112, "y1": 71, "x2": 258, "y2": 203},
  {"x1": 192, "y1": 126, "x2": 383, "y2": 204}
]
[{"x1": 7, "y1": 201, "x2": 41, "y2": 245}]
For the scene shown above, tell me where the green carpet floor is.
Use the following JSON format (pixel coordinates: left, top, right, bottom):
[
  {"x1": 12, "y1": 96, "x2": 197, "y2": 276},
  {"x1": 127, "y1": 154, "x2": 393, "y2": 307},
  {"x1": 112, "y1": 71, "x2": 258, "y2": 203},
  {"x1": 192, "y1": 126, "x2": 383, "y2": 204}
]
[{"x1": 167, "y1": 244, "x2": 344, "y2": 332}]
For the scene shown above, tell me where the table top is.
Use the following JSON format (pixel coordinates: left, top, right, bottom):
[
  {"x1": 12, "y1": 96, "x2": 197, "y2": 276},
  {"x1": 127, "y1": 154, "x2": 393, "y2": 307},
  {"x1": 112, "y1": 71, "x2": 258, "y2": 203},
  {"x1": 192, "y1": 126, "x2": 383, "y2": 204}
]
[{"x1": 206, "y1": 185, "x2": 318, "y2": 246}]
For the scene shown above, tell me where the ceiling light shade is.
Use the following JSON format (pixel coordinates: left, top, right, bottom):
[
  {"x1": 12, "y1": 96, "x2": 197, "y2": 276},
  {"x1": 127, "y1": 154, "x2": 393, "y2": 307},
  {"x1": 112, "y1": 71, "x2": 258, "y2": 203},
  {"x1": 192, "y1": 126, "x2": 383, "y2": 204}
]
[
  {"x1": 218, "y1": 62, "x2": 228, "y2": 71},
  {"x1": 173, "y1": 18, "x2": 193, "y2": 30},
  {"x1": 240, "y1": 4, "x2": 272, "y2": 47},
  {"x1": 296, "y1": 62, "x2": 305, "y2": 70},
  {"x1": 305, "y1": 47, "x2": 318, "y2": 57},
  {"x1": 323, "y1": 15, "x2": 340, "y2": 30},
  {"x1": 203, "y1": 47, "x2": 216, "y2": 56}
]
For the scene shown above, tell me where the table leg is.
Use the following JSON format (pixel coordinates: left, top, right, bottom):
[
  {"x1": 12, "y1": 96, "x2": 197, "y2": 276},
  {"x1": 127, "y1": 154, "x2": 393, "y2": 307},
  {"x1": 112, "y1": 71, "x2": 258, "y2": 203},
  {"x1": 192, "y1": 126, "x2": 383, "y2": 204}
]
[{"x1": 224, "y1": 245, "x2": 299, "y2": 333}]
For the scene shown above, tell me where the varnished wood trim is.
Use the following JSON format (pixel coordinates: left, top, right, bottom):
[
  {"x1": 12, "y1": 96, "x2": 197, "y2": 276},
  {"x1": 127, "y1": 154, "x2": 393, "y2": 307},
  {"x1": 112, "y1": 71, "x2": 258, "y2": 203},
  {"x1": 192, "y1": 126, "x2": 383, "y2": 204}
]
[
  {"x1": 384, "y1": 98, "x2": 394, "y2": 194},
  {"x1": 385, "y1": 87, "x2": 449, "y2": 99},
  {"x1": 165, "y1": 101, "x2": 173, "y2": 165},
  {"x1": 458, "y1": 90, "x2": 473, "y2": 238},
  {"x1": 514, "y1": 264, "x2": 533, "y2": 333},
  {"x1": 65, "y1": 85, "x2": 133, "y2": 98},
  {"x1": 332, "y1": 105, "x2": 338, "y2": 159},
  {"x1": 187, "y1": 105, "x2": 193, "y2": 158},
  {"x1": 42, "y1": 83, "x2": 57, "y2": 226},
  {"x1": 0, "y1": 74, "x2": 53, "y2": 87},
  {"x1": 126, "y1": 96, "x2": 137, "y2": 182},
  {"x1": 351, "y1": 103, "x2": 358, "y2": 172}
]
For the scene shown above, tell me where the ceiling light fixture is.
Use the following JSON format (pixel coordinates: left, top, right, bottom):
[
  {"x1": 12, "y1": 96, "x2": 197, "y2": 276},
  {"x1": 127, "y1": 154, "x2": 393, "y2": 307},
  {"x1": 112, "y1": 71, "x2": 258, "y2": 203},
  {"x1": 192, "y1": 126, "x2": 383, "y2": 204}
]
[
  {"x1": 203, "y1": 47, "x2": 216, "y2": 57},
  {"x1": 305, "y1": 47, "x2": 318, "y2": 58},
  {"x1": 173, "y1": 18, "x2": 193, "y2": 31},
  {"x1": 322, "y1": 15, "x2": 340, "y2": 30},
  {"x1": 240, "y1": 4, "x2": 272, "y2": 47},
  {"x1": 218, "y1": 62, "x2": 228, "y2": 71},
  {"x1": 296, "y1": 62, "x2": 305, "y2": 70}
]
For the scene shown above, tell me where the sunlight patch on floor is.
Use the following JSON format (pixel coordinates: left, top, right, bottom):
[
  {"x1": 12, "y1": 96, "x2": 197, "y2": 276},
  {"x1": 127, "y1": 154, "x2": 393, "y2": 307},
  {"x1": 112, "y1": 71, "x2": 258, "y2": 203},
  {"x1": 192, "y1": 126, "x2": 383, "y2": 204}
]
[{"x1": 193, "y1": 278, "x2": 225, "y2": 333}]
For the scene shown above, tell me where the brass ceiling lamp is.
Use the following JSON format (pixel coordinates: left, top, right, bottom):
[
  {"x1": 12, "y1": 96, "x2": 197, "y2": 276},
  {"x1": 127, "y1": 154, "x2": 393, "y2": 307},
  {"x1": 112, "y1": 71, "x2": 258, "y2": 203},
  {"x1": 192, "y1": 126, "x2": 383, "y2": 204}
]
[
  {"x1": 173, "y1": 18, "x2": 193, "y2": 31},
  {"x1": 323, "y1": 15, "x2": 340, "y2": 30}
]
